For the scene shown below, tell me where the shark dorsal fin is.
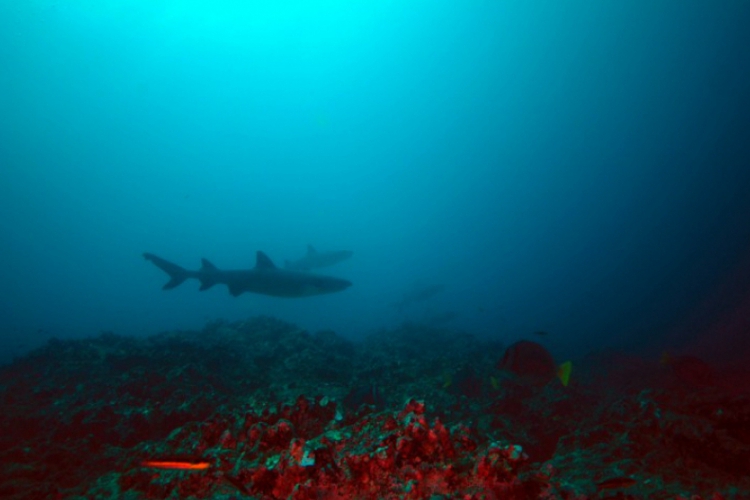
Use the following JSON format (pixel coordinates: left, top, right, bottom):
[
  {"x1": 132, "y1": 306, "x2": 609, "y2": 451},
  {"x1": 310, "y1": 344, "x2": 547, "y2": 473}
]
[
  {"x1": 256, "y1": 251, "x2": 277, "y2": 270},
  {"x1": 307, "y1": 245, "x2": 317, "y2": 255},
  {"x1": 201, "y1": 258, "x2": 217, "y2": 271}
]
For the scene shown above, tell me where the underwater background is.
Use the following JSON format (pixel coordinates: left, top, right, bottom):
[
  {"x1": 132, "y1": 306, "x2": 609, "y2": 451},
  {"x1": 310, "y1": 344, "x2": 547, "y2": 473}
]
[
  {"x1": 2, "y1": 0, "x2": 750, "y2": 364},
  {"x1": 3, "y1": 2, "x2": 750, "y2": 499}
]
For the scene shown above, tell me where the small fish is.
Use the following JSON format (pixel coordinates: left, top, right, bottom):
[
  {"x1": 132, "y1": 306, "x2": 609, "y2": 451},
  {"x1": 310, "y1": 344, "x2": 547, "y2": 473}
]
[
  {"x1": 557, "y1": 361, "x2": 573, "y2": 387},
  {"x1": 597, "y1": 477, "x2": 637, "y2": 490},
  {"x1": 141, "y1": 459, "x2": 211, "y2": 470},
  {"x1": 533, "y1": 330, "x2": 549, "y2": 336}
]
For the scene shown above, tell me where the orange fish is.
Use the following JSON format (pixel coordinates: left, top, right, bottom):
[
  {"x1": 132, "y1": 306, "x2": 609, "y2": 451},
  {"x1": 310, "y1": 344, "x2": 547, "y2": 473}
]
[
  {"x1": 141, "y1": 459, "x2": 211, "y2": 471},
  {"x1": 597, "y1": 477, "x2": 637, "y2": 490}
]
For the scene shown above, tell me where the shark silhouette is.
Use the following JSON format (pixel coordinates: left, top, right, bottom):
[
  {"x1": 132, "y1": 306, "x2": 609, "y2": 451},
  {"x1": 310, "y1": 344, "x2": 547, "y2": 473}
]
[
  {"x1": 284, "y1": 245, "x2": 353, "y2": 272},
  {"x1": 144, "y1": 251, "x2": 352, "y2": 298}
]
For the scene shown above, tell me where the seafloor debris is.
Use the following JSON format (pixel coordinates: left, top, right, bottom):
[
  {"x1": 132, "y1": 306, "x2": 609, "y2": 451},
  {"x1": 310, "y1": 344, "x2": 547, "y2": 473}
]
[{"x1": 0, "y1": 316, "x2": 748, "y2": 499}]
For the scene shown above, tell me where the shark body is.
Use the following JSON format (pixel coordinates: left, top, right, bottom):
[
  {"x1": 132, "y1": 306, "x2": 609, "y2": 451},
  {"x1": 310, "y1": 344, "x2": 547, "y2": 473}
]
[
  {"x1": 144, "y1": 251, "x2": 352, "y2": 298},
  {"x1": 284, "y1": 245, "x2": 353, "y2": 272}
]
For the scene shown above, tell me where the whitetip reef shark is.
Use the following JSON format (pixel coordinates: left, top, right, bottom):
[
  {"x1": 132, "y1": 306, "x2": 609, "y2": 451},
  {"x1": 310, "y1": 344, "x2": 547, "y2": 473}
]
[{"x1": 144, "y1": 251, "x2": 352, "y2": 298}]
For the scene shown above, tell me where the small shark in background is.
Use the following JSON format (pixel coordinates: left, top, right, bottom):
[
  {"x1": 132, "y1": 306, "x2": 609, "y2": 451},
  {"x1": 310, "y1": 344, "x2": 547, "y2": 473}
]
[
  {"x1": 144, "y1": 251, "x2": 352, "y2": 298},
  {"x1": 392, "y1": 284, "x2": 445, "y2": 313},
  {"x1": 284, "y1": 245, "x2": 353, "y2": 272}
]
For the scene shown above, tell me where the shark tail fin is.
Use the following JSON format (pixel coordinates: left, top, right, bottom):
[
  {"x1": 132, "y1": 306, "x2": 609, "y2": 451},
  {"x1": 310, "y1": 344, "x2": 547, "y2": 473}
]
[{"x1": 144, "y1": 253, "x2": 189, "y2": 290}]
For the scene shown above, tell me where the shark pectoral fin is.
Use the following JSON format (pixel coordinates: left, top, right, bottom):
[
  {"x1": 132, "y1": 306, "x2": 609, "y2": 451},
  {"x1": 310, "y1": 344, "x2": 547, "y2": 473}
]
[
  {"x1": 199, "y1": 279, "x2": 217, "y2": 291},
  {"x1": 255, "y1": 251, "x2": 277, "y2": 270},
  {"x1": 162, "y1": 277, "x2": 186, "y2": 290},
  {"x1": 228, "y1": 284, "x2": 243, "y2": 297}
]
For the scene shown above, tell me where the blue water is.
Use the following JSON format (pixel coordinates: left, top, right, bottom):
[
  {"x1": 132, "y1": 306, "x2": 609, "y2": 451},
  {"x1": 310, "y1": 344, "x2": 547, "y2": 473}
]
[{"x1": 2, "y1": 1, "x2": 749, "y2": 364}]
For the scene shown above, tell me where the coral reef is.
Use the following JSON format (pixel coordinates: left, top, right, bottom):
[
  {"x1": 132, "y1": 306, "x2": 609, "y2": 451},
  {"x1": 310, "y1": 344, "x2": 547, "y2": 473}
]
[{"x1": 1, "y1": 317, "x2": 748, "y2": 499}]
